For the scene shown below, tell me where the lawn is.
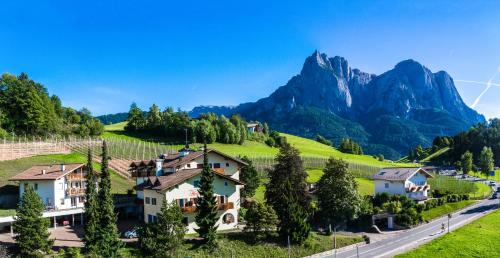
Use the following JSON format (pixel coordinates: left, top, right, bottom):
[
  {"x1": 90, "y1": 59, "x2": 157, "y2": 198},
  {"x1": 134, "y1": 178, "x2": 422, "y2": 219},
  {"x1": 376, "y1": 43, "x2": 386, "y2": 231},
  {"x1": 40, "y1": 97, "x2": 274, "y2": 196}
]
[
  {"x1": 471, "y1": 182, "x2": 493, "y2": 199},
  {"x1": 421, "y1": 200, "x2": 476, "y2": 221},
  {"x1": 398, "y1": 210, "x2": 500, "y2": 258},
  {"x1": 473, "y1": 170, "x2": 500, "y2": 182},
  {"x1": 116, "y1": 232, "x2": 363, "y2": 258},
  {"x1": 0, "y1": 153, "x2": 134, "y2": 195}
]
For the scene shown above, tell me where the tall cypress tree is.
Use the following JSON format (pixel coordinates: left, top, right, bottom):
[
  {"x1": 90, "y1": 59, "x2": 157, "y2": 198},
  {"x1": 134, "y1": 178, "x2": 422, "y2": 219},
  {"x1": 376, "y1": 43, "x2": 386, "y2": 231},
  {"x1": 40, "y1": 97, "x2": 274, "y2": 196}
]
[
  {"x1": 195, "y1": 144, "x2": 219, "y2": 249},
  {"x1": 83, "y1": 148, "x2": 99, "y2": 254},
  {"x1": 96, "y1": 141, "x2": 122, "y2": 257},
  {"x1": 240, "y1": 156, "x2": 260, "y2": 198},
  {"x1": 13, "y1": 186, "x2": 53, "y2": 257},
  {"x1": 265, "y1": 142, "x2": 311, "y2": 244}
]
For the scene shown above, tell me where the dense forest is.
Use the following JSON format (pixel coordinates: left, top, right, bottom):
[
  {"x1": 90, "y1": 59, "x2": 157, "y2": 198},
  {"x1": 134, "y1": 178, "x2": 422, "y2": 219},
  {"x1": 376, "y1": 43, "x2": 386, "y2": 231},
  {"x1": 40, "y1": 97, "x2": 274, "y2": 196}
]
[
  {"x1": 430, "y1": 119, "x2": 499, "y2": 167},
  {"x1": 125, "y1": 103, "x2": 270, "y2": 145},
  {"x1": 0, "y1": 73, "x2": 104, "y2": 138},
  {"x1": 95, "y1": 112, "x2": 129, "y2": 125}
]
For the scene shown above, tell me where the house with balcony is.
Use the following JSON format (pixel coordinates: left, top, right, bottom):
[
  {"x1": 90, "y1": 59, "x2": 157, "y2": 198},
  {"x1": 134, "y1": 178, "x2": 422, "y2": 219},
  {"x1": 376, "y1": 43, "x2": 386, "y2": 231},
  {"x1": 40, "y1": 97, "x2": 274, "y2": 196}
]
[
  {"x1": 4, "y1": 163, "x2": 92, "y2": 229},
  {"x1": 129, "y1": 147, "x2": 246, "y2": 233},
  {"x1": 373, "y1": 167, "x2": 433, "y2": 201}
]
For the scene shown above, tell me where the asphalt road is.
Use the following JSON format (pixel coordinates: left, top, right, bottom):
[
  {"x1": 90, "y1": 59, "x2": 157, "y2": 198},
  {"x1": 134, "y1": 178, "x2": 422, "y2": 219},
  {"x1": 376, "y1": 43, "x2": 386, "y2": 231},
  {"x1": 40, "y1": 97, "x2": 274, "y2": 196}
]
[{"x1": 321, "y1": 179, "x2": 500, "y2": 258}]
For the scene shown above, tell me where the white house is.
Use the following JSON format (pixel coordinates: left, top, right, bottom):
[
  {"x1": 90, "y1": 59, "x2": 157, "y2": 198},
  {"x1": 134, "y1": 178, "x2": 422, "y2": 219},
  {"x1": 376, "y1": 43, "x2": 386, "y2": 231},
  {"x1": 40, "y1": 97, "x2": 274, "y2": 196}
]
[
  {"x1": 6, "y1": 163, "x2": 91, "y2": 229},
  {"x1": 129, "y1": 147, "x2": 246, "y2": 233},
  {"x1": 373, "y1": 167, "x2": 433, "y2": 201}
]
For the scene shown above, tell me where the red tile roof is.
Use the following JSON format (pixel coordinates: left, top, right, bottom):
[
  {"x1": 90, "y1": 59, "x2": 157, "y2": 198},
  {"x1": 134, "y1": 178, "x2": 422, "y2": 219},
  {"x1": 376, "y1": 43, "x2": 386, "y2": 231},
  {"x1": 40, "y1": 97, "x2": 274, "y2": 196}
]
[
  {"x1": 139, "y1": 168, "x2": 244, "y2": 192},
  {"x1": 9, "y1": 164, "x2": 85, "y2": 181}
]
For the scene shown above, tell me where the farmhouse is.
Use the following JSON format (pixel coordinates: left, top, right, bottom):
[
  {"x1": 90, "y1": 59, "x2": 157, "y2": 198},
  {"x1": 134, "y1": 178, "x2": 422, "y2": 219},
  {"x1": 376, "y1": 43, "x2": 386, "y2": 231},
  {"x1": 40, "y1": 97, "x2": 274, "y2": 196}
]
[
  {"x1": 373, "y1": 167, "x2": 433, "y2": 201},
  {"x1": 129, "y1": 147, "x2": 246, "y2": 233},
  {"x1": 246, "y1": 123, "x2": 260, "y2": 133},
  {"x1": 3, "y1": 163, "x2": 91, "y2": 230}
]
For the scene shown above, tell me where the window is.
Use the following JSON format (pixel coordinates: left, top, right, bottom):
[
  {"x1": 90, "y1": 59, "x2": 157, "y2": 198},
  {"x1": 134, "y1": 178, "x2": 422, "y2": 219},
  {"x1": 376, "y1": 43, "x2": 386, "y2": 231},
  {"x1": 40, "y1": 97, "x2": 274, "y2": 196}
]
[
  {"x1": 152, "y1": 198, "x2": 157, "y2": 205},
  {"x1": 178, "y1": 199, "x2": 185, "y2": 207},
  {"x1": 187, "y1": 163, "x2": 191, "y2": 168},
  {"x1": 79, "y1": 196, "x2": 85, "y2": 203},
  {"x1": 213, "y1": 163, "x2": 221, "y2": 169},
  {"x1": 193, "y1": 180, "x2": 200, "y2": 188},
  {"x1": 145, "y1": 197, "x2": 151, "y2": 204},
  {"x1": 209, "y1": 163, "x2": 213, "y2": 168},
  {"x1": 148, "y1": 214, "x2": 157, "y2": 223},
  {"x1": 34, "y1": 183, "x2": 38, "y2": 190},
  {"x1": 71, "y1": 197, "x2": 77, "y2": 207},
  {"x1": 224, "y1": 181, "x2": 228, "y2": 186},
  {"x1": 197, "y1": 164, "x2": 203, "y2": 169},
  {"x1": 219, "y1": 195, "x2": 227, "y2": 204},
  {"x1": 226, "y1": 163, "x2": 230, "y2": 167},
  {"x1": 385, "y1": 183, "x2": 389, "y2": 189}
]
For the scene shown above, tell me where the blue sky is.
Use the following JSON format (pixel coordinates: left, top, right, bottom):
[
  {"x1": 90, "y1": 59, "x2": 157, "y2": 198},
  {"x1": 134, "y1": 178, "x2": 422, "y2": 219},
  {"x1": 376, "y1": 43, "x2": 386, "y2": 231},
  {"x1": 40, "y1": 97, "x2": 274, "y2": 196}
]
[{"x1": 1, "y1": 1, "x2": 499, "y2": 118}]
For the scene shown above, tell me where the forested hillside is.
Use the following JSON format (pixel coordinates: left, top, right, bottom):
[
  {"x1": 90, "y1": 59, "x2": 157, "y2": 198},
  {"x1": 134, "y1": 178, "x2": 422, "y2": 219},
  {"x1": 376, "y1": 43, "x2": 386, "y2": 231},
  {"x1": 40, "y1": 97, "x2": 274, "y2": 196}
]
[{"x1": 0, "y1": 73, "x2": 103, "y2": 137}]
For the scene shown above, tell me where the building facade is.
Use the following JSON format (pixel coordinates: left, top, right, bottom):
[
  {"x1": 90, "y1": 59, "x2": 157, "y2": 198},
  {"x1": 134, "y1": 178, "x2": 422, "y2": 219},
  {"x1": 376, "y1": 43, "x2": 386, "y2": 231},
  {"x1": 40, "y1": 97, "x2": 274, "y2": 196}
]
[
  {"x1": 130, "y1": 147, "x2": 246, "y2": 233},
  {"x1": 373, "y1": 167, "x2": 433, "y2": 201}
]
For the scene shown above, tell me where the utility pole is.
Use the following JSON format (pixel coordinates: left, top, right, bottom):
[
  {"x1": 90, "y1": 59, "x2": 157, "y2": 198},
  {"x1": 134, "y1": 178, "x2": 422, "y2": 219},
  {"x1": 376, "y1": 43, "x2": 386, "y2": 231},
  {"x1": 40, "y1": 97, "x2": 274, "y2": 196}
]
[
  {"x1": 334, "y1": 226, "x2": 337, "y2": 258},
  {"x1": 356, "y1": 244, "x2": 359, "y2": 258},
  {"x1": 287, "y1": 235, "x2": 291, "y2": 258},
  {"x1": 447, "y1": 213, "x2": 452, "y2": 233}
]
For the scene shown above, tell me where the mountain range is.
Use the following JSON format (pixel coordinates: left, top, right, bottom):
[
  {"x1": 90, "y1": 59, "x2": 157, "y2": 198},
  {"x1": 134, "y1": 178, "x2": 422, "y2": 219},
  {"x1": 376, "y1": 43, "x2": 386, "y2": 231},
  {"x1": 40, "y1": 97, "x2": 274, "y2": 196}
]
[{"x1": 190, "y1": 51, "x2": 485, "y2": 159}]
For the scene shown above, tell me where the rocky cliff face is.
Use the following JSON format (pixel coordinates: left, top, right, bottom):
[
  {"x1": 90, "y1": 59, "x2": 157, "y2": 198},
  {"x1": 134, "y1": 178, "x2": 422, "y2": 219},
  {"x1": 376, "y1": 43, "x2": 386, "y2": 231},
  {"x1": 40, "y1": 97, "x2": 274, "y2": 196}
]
[{"x1": 189, "y1": 51, "x2": 485, "y2": 159}]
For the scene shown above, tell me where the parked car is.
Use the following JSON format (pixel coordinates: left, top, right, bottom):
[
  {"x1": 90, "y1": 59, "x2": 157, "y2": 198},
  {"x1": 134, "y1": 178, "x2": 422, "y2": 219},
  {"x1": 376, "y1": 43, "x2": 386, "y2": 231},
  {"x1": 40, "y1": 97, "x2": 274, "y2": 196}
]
[
  {"x1": 489, "y1": 181, "x2": 496, "y2": 186},
  {"x1": 124, "y1": 228, "x2": 138, "y2": 239}
]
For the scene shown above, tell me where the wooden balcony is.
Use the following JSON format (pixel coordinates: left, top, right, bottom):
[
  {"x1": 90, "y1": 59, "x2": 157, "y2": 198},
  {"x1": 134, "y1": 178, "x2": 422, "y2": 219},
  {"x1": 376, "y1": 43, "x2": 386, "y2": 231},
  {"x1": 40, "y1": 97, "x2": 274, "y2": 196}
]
[
  {"x1": 66, "y1": 188, "x2": 86, "y2": 196},
  {"x1": 181, "y1": 206, "x2": 197, "y2": 214},
  {"x1": 66, "y1": 174, "x2": 87, "y2": 181},
  {"x1": 131, "y1": 170, "x2": 156, "y2": 178},
  {"x1": 406, "y1": 184, "x2": 430, "y2": 193},
  {"x1": 218, "y1": 202, "x2": 234, "y2": 210},
  {"x1": 213, "y1": 168, "x2": 225, "y2": 175}
]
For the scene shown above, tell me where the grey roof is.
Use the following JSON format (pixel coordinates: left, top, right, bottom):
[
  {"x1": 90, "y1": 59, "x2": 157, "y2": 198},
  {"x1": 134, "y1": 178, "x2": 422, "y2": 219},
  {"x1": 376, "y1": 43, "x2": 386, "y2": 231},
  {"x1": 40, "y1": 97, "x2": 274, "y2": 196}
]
[{"x1": 373, "y1": 167, "x2": 433, "y2": 181}]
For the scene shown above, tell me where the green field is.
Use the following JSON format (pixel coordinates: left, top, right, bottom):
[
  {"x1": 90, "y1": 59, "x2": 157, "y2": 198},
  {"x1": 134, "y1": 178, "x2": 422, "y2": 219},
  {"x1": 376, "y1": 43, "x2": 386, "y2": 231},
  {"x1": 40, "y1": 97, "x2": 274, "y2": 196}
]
[
  {"x1": 421, "y1": 200, "x2": 476, "y2": 221},
  {"x1": 398, "y1": 210, "x2": 500, "y2": 258},
  {"x1": 116, "y1": 232, "x2": 363, "y2": 258},
  {"x1": 0, "y1": 153, "x2": 134, "y2": 195}
]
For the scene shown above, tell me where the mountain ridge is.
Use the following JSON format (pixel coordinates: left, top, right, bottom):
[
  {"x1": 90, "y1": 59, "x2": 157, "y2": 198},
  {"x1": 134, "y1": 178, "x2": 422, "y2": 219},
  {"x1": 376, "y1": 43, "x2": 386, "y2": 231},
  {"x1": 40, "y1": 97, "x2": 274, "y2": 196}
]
[{"x1": 188, "y1": 51, "x2": 485, "y2": 159}]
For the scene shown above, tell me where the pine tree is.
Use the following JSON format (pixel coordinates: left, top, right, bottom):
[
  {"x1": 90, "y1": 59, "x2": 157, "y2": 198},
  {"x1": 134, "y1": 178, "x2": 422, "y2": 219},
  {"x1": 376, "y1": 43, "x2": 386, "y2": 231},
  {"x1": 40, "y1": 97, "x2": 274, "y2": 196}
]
[
  {"x1": 83, "y1": 148, "x2": 99, "y2": 254},
  {"x1": 13, "y1": 186, "x2": 53, "y2": 257},
  {"x1": 156, "y1": 201, "x2": 186, "y2": 256},
  {"x1": 96, "y1": 141, "x2": 122, "y2": 257},
  {"x1": 265, "y1": 142, "x2": 310, "y2": 244},
  {"x1": 316, "y1": 158, "x2": 361, "y2": 226},
  {"x1": 240, "y1": 156, "x2": 260, "y2": 198},
  {"x1": 138, "y1": 201, "x2": 186, "y2": 258},
  {"x1": 195, "y1": 144, "x2": 219, "y2": 249}
]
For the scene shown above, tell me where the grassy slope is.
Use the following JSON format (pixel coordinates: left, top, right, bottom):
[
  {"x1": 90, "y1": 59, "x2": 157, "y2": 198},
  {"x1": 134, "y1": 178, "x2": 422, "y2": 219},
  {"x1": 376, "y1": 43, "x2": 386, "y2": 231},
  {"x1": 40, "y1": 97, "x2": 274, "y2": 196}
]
[
  {"x1": 306, "y1": 169, "x2": 374, "y2": 196},
  {"x1": 398, "y1": 210, "x2": 500, "y2": 258},
  {"x1": 421, "y1": 200, "x2": 476, "y2": 221},
  {"x1": 0, "y1": 153, "x2": 134, "y2": 194},
  {"x1": 103, "y1": 123, "x2": 414, "y2": 168},
  {"x1": 420, "y1": 147, "x2": 450, "y2": 162}
]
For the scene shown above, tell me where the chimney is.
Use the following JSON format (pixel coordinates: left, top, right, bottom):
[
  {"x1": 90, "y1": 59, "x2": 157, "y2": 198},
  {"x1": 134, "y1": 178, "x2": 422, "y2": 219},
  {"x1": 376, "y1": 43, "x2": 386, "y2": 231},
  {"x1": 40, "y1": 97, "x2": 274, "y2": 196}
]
[
  {"x1": 61, "y1": 164, "x2": 65, "y2": 171},
  {"x1": 155, "y1": 159, "x2": 164, "y2": 176},
  {"x1": 42, "y1": 169, "x2": 46, "y2": 175}
]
